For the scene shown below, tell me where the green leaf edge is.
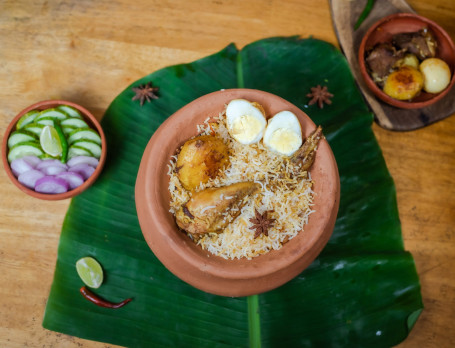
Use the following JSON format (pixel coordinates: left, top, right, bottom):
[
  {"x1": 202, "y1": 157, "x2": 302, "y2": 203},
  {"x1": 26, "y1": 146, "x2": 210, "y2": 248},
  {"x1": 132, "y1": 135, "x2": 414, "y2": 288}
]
[{"x1": 407, "y1": 308, "x2": 423, "y2": 331}]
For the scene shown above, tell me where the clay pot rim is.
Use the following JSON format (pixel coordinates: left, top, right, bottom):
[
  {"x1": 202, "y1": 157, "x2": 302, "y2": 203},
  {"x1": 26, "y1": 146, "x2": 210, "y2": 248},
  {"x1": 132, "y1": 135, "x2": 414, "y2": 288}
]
[
  {"x1": 358, "y1": 12, "x2": 455, "y2": 109},
  {"x1": 1, "y1": 100, "x2": 107, "y2": 200},
  {"x1": 135, "y1": 89, "x2": 340, "y2": 296}
]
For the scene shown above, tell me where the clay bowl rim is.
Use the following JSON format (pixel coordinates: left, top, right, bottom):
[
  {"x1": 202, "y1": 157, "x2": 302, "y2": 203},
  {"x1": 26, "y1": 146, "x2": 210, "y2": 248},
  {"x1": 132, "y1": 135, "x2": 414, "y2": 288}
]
[
  {"x1": 135, "y1": 89, "x2": 340, "y2": 296},
  {"x1": 358, "y1": 12, "x2": 455, "y2": 109},
  {"x1": 2, "y1": 100, "x2": 107, "y2": 201}
]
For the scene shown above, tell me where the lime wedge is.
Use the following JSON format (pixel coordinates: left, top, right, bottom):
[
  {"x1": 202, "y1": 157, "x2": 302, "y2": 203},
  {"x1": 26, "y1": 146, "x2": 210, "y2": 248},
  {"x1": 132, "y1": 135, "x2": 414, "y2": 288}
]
[
  {"x1": 40, "y1": 125, "x2": 62, "y2": 156},
  {"x1": 76, "y1": 257, "x2": 104, "y2": 288}
]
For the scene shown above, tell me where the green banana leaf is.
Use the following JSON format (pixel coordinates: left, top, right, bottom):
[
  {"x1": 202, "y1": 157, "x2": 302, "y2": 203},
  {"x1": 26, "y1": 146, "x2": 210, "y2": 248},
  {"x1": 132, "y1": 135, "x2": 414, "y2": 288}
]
[{"x1": 42, "y1": 37, "x2": 423, "y2": 347}]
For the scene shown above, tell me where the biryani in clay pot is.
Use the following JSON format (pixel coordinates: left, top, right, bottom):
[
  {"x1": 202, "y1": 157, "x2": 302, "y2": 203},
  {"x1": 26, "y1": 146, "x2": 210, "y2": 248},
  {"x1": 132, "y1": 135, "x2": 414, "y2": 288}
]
[
  {"x1": 169, "y1": 99, "x2": 323, "y2": 260},
  {"x1": 135, "y1": 89, "x2": 339, "y2": 297}
]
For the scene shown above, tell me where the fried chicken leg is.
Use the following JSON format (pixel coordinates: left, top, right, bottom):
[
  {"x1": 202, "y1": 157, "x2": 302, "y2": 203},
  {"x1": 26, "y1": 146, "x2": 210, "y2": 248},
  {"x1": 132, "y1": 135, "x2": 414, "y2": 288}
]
[{"x1": 176, "y1": 181, "x2": 260, "y2": 235}]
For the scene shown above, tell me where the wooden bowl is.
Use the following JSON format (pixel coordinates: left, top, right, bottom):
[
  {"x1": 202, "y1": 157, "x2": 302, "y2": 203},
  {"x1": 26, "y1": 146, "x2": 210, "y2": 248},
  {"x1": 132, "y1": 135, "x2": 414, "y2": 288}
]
[
  {"x1": 135, "y1": 89, "x2": 340, "y2": 297},
  {"x1": 2, "y1": 100, "x2": 106, "y2": 200},
  {"x1": 358, "y1": 13, "x2": 455, "y2": 109}
]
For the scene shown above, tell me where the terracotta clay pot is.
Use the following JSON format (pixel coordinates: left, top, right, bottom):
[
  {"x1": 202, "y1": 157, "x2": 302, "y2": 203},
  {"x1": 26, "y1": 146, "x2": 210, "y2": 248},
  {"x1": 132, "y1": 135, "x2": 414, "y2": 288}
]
[
  {"x1": 359, "y1": 13, "x2": 455, "y2": 109},
  {"x1": 2, "y1": 100, "x2": 106, "y2": 200},
  {"x1": 135, "y1": 89, "x2": 340, "y2": 297}
]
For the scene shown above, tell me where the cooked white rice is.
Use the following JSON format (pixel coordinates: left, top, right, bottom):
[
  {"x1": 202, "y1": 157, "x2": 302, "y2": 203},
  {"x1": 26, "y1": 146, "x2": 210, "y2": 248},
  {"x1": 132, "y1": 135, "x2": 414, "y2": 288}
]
[{"x1": 167, "y1": 110, "x2": 315, "y2": 260}]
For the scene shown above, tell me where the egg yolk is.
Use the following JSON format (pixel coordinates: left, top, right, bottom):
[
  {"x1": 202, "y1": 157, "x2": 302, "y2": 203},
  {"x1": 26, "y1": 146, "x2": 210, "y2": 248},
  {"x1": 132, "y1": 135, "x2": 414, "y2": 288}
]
[
  {"x1": 268, "y1": 128, "x2": 301, "y2": 154},
  {"x1": 230, "y1": 115, "x2": 263, "y2": 143}
]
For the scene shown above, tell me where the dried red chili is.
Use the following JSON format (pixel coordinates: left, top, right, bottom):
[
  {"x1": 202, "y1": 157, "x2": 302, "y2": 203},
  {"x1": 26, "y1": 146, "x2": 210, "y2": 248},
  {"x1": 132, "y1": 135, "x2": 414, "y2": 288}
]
[{"x1": 80, "y1": 286, "x2": 132, "y2": 309}]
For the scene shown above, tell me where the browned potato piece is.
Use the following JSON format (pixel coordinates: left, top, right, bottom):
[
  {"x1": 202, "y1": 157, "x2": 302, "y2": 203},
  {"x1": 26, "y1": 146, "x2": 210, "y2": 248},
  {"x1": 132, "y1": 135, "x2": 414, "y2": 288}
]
[
  {"x1": 176, "y1": 135, "x2": 229, "y2": 191},
  {"x1": 383, "y1": 66, "x2": 424, "y2": 100},
  {"x1": 175, "y1": 181, "x2": 260, "y2": 234},
  {"x1": 394, "y1": 54, "x2": 420, "y2": 70}
]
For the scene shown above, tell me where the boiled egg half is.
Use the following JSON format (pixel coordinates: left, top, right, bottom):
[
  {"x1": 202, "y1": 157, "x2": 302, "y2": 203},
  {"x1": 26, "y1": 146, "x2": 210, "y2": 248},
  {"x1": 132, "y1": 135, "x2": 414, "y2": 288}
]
[
  {"x1": 263, "y1": 111, "x2": 302, "y2": 156},
  {"x1": 226, "y1": 99, "x2": 267, "y2": 144}
]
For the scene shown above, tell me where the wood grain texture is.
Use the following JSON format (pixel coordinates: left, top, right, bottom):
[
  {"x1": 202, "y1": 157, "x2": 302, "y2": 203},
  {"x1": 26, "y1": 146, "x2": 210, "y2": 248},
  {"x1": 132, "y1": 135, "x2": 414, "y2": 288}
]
[
  {"x1": 331, "y1": 0, "x2": 455, "y2": 131},
  {"x1": 0, "y1": 0, "x2": 453, "y2": 347}
]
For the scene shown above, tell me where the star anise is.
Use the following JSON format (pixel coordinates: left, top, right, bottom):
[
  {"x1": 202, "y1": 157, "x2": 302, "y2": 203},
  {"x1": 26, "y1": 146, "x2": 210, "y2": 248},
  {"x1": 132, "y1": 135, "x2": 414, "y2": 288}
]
[
  {"x1": 132, "y1": 82, "x2": 159, "y2": 106},
  {"x1": 306, "y1": 85, "x2": 333, "y2": 108},
  {"x1": 249, "y1": 209, "x2": 275, "y2": 239}
]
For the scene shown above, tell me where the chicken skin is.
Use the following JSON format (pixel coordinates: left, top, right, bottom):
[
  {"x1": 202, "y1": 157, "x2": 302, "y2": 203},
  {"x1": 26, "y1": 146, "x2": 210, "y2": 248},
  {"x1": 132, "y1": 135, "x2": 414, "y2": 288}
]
[{"x1": 175, "y1": 181, "x2": 260, "y2": 234}]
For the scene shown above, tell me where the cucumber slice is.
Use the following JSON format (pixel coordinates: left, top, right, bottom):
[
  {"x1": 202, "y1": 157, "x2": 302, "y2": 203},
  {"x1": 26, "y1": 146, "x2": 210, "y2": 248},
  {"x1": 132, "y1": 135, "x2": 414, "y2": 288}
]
[
  {"x1": 35, "y1": 117, "x2": 56, "y2": 126},
  {"x1": 67, "y1": 128, "x2": 101, "y2": 145},
  {"x1": 62, "y1": 125, "x2": 77, "y2": 136},
  {"x1": 61, "y1": 118, "x2": 88, "y2": 129},
  {"x1": 68, "y1": 145, "x2": 94, "y2": 159},
  {"x1": 35, "y1": 108, "x2": 68, "y2": 122},
  {"x1": 39, "y1": 153, "x2": 58, "y2": 160},
  {"x1": 57, "y1": 105, "x2": 82, "y2": 118},
  {"x1": 22, "y1": 123, "x2": 45, "y2": 137},
  {"x1": 7, "y1": 141, "x2": 44, "y2": 163},
  {"x1": 16, "y1": 110, "x2": 39, "y2": 129},
  {"x1": 7, "y1": 130, "x2": 38, "y2": 148},
  {"x1": 71, "y1": 139, "x2": 102, "y2": 158}
]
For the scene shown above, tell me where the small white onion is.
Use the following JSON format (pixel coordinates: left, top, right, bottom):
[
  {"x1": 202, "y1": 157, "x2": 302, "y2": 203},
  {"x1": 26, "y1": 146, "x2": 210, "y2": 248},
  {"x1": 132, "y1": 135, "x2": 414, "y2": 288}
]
[{"x1": 420, "y1": 58, "x2": 451, "y2": 94}]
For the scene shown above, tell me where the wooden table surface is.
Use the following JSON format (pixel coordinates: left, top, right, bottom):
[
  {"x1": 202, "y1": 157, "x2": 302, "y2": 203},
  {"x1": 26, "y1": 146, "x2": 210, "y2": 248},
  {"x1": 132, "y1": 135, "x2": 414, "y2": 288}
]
[{"x1": 1, "y1": 1, "x2": 454, "y2": 347}]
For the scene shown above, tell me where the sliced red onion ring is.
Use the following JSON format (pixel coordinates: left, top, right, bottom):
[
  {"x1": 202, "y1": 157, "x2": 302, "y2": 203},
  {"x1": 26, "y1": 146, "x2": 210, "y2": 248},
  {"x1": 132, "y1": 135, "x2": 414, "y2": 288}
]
[
  {"x1": 36, "y1": 159, "x2": 68, "y2": 171},
  {"x1": 11, "y1": 158, "x2": 35, "y2": 176},
  {"x1": 35, "y1": 176, "x2": 69, "y2": 194},
  {"x1": 56, "y1": 171, "x2": 85, "y2": 189},
  {"x1": 40, "y1": 165, "x2": 67, "y2": 176},
  {"x1": 18, "y1": 169, "x2": 45, "y2": 189},
  {"x1": 22, "y1": 156, "x2": 41, "y2": 168},
  {"x1": 68, "y1": 163, "x2": 95, "y2": 180},
  {"x1": 67, "y1": 155, "x2": 99, "y2": 168}
]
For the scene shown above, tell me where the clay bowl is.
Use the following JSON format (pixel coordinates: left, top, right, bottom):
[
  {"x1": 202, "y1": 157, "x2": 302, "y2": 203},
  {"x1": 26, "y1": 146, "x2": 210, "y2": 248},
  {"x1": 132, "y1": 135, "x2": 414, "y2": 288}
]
[
  {"x1": 358, "y1": 13, "x2": 455, "y2": 109},
  {"x1": 135, "y1": 89, "x2": 340, "y2": 297},
  {"x1": 2, "y1": 100, "x2": 106, "y2": 200}
]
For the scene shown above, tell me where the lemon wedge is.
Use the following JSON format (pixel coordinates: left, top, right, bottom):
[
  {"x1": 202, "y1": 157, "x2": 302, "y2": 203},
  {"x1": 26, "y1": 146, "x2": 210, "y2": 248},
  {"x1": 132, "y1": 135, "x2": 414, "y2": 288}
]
[
  {"x1": 40, "y1": 125, "x2": 62, "y2": 157},
  {"x1": 76, "y1": 257, "x2": 104, "y2": 289}
]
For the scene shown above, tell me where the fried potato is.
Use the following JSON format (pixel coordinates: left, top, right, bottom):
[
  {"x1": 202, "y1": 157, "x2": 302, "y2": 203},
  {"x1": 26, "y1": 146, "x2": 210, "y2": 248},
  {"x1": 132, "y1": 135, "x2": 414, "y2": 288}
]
[
  {"x1": 383, "y1": 66, "x2": 424, "y2": 100},
  {"x1": 176, "y1": 135, "x2": 230, "y2": 191}
]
